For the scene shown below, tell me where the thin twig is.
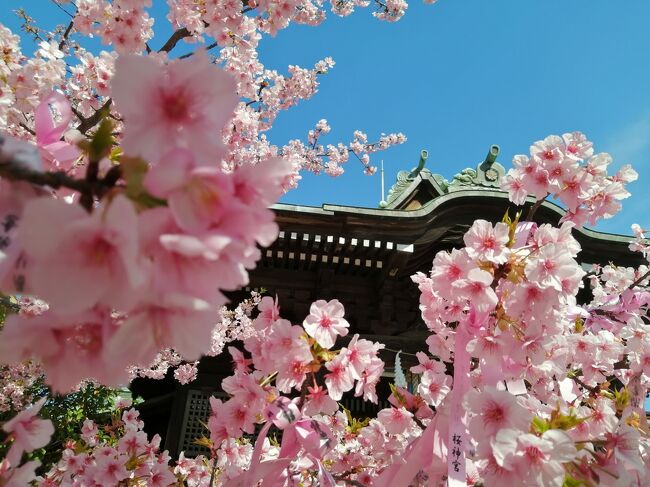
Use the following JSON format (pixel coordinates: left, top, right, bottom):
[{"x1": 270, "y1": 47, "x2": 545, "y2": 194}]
[
  {"x1": 413, "y1": 415, "x2": 426, "y2": 430},
  {"x1": 525, "y1": 194, "x2": 548, "y2": 222},
  {"x1": 629, "y1": 269, "x2": 650, "y2": 290},
  {"x1": 0, "y1": 156, "x2": 122, "y2": 211},
  {"x1": 570, "y1": 375, "x2": 600, "y2": 397},
  {"x1": 18, "y1": 123, "x2": 35, "y2": 136},
  {"x1": 58, "y1": 21, "x2": 74, "y2": 50},
  {"x1": 332, "y1": 475, "x2": 365, "y2": 487},
  {"x1": 208, "y1": 456, "x2": 218, "y2": 487},
  {"x1": 50, "y1": 0, "x2": 75, "y2": 18},
  {"x1": 178, "y1": 40, "x2": 220, "y2": 59}
]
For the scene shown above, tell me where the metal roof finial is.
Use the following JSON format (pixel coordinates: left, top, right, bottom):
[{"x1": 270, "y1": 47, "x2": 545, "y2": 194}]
[
  {"x1": 408, "y1": 149, "x2": 429, "y2": 178},
  {"x1": 480, "y1": 144, "x2": 500, "y2": 170}
]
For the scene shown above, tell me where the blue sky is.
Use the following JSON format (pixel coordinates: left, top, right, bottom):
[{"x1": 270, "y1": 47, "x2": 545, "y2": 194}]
[{"x1": 3, "y1": 1, "x2": 650, "y2": 235}]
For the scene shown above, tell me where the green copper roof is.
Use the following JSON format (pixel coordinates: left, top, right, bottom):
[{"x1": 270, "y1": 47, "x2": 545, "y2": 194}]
[{"x1": 380, "y1": 145, "x2": 507, "y2": 209}]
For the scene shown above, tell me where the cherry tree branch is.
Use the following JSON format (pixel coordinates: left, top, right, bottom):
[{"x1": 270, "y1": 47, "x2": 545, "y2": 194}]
[
  {"x1": 18, "y1": 123, "x2": 36, "y2": 136},
  {"x1": 178, "y1": 40, "x2": 220, "y2": 59},
  {"x1": 629, "y1": 269, "x2": 650, "y2": 290},
  {"x1": 76, "y1": 99, "x2": 112, "y2": 134},
  {"x1": 58, "y1": 21, "x2": 74, "y2": 50},
  {"x1": 0, "y1": 158, "x2": 90, "y2": 193},
  {"x1": 50, "y1": 0, "x2": 75, "y2": 18},
  {"x1": 524, "y1": 194, "x2": 549, "y2": 222},
  {"x1": 158, "y1": 27, "x2": 191, "y2": 53},
  {"x1": 0, "y1": 156, "x2": 122, "y2": 210},
  {"x1": 333, "y1": 474, "x2": 365, "y2": 487}
]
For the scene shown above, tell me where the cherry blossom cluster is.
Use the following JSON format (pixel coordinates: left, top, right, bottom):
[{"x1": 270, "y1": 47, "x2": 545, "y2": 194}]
[
  {"x1": 0, "y1": 297, "x2": 48, "y2": 413},
  {"x1": 0, "y1": 398, "x2": 54, "y2": 486},
  {"x1": 38, "y1": 401, "x2": 214, "y2": 486},
  {"x1": 281, "y1": 120, "x2": 406, "y2": 176},
  {"x1": 0, "y1": 360, "x2": 42, "y2": 414},
  {"x1": 2, "y1": 1, "x2": 650, "y2": 485},
  {"x1": 500, "y1": 132, "x2": 638, "y2": 227},
  {"x1": 74, "y1": 0, "x2": 155, "y2": 54},
  {"x1": 167, "y1": 0, "x2": 414, "y2": 39},
  {"x1": 394, "y1": 137, "x2": 650, "y2": 484},
  {"x1": 205, "y1": 297, "x2": 391, "y2": 484},
  {"x1": 0, "y1": 122, "x2": 648, "y2": 485},
  {"x1": 0, "y1": 26, "x2": 66, "y2": 138},
  {"x1": 0, "y1": 51, "x2": 293, "y2": 393},
  {"x1": 129, "y1": 291, "x2": 263, "y2": 384},
  {"x1": 630, "y1": 224, "x2": 650, "y2": 261},
  {"x1": 1, "y1": 0, "x2": 412, "y2": 178}
]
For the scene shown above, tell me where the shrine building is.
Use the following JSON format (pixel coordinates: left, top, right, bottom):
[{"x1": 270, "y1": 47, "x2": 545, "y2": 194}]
[{"x1": 131, "y1": 147, "x2": 644, "y2": 457}]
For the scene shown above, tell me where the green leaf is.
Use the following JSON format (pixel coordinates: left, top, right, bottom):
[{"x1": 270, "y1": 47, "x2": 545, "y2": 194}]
[
  {"x1": 503, "y1": 209, "x2": 522, "y2": 247},
  {"x1": 120, "y1": 156, "x2": 167, "y2": 209},
  {"x1": 531, "y1": 416, "x2": 550, "y2": 434},
  {"x1": 108, "y1": 146, "x2": 123, "y2": 163},
  {"x1": 614, "y1": 387, "x2": 630, "y2": 411},
  {"x1": 563, "y1": 474, "x2": 587, "y2": 487},
  {"x1": 553, "y1": 413, "x2": 585, "y2": 430},
  {"x1": 0, "y1": 294, "x2": 20, "y2": 325},
  {"x1": 88, "y1": 118, "x2": 114, "y2": 161},
  {"x1": 389, "y1": 383, "x2": 407, "y2": 407}
]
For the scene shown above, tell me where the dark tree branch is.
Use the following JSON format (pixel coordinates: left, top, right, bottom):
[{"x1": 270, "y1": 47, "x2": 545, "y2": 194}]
[
  {"x1": 58, "y1": 21, "x2": 74, "y2": 50},
  {"x1": 158, "y1": 27, "x2": 191, "y2": 53},
  {"x1": 629, "y1": 269, "x2": 650, "y2": 290},
  {"x1": 525, "y1": 194, "x2": 549, "y2": 222},
  {"x1": 178, "y1": 40, "x2": 220, "y2": 59},
  {"x1": 208, "y1": 456, "x2": 218, "y2": 487},
  {"x1": 332, "y1": 474, "x2": 365, "y2": 487},
  {"x1": 76, "y1": 99, "x2": 112, "y2": 134},
  {"x1": 0, "y1": 158, "x2": 90, "y2": 193},
  {"x1": 18, "y1": 123, "x2": 35, "y2": 136},
  {"x1": 50, "y1": 0, "x2": 75, "y2": 18},
  {"x1": 0, "y1": 156, "x2": 122, "y2": 212}
]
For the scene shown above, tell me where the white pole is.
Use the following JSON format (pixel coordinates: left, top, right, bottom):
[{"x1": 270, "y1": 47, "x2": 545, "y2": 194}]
[{"x1": 381, "y1": 160, "x2": 385, "y2": 202}]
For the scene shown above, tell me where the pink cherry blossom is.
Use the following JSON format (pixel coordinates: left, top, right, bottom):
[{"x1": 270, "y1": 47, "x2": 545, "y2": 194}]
[
  {"x1": 324, "y1": 353, "x2": 355, "y2": 400},
  {"x1": 0, "y1": 307, "x2": 129, "y2": 392},
  {"x1": 107, "y1": 292, "x2": 218, "y2": 368},
  {"x1": 465, "y1": 387, "x2": 532, "y2": 440},
  {"x1": 418, "y1": 370, "x2": 452, "y2": 407},
  {"x1": 303, "y1": 299, "x2": 350, "y2": 349},
  {"x1": 463, "y1": 220, "x2": 510, "y2": 264},
  {"x1": 491, "y1": 428, "x2": 577, "y2": 487},
  {"x1": 18, "y1": 194, "x2": 145, "y2": 315},
  {"x1": 377, "y1": 407, "x2": 414, "y2": 435},
  {"x1": 454, "y1": 268, "x2": 498, "y2": 311},
  {"x1": 253, "y1": 295, "x2": 281, "y2": 330},
  {"x1": 2, "y1": 398, "x2": 54, "y2": 466},
  {"x1": 34, "y1": 92, "x2": 80, "y2": 171},
  {"x1": 112, "y1": 51, "x2": 238, "y2": 165},
  {"x1": 304, "y1": 383, "x2": 338, "y2": 416}
]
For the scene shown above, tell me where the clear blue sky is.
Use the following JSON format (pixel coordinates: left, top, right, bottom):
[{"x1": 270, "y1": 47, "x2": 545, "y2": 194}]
[{"x1": 3, "y1": 1, "x2": 650, "y2": 235}]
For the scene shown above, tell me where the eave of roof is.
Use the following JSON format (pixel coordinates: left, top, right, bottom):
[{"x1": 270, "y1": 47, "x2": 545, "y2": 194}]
[{"x1": 272, "y1": 187, "x2": 642, "y2": 267}]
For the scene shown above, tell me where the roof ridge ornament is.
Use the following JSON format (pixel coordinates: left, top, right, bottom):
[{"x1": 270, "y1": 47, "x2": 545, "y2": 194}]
[
  {"x1": 380, "y1": 145, "x2": 507, "y2": 209},
  {"x1": 447, "y1": 144, "x2": 506, "y2": 191},
  {"x1": 408, "y1": 149, "x2": 429, "y2": 178},
  {"x1": 380, "y1": 149, "x2": 431, "y2": 208}
]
